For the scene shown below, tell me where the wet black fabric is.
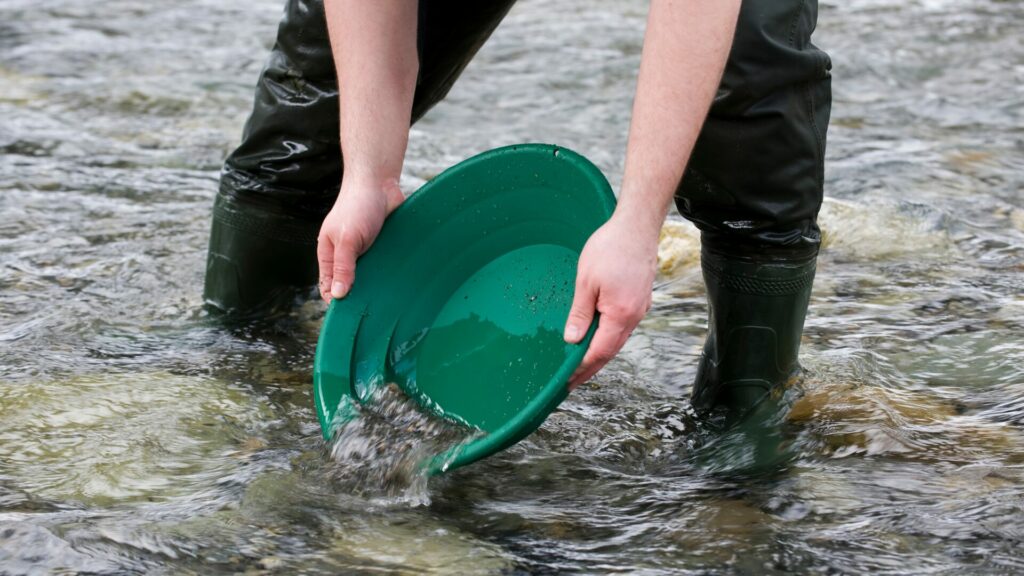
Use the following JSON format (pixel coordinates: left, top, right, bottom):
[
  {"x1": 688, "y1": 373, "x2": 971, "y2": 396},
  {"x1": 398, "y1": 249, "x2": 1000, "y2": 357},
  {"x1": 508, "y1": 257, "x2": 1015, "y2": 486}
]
[
  {"x1": 205, "y1": 0, "x2": 516, "y2": 313},
  {"x1": 676, "y1": 0, "x2": 831, "y2": 258},
  {"x1": 205, "y1": 0, "x2": 831, "y2": 311},
  {"x1": 220, "y1": 0, "x2": 517, "y2": 221}
]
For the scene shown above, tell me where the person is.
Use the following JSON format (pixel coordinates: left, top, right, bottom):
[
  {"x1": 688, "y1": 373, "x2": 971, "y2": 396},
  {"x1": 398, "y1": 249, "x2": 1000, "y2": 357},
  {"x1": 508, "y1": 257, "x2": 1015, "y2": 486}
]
[{"x1": 203, "y1": 0, "x2": 831, "y2": 421}]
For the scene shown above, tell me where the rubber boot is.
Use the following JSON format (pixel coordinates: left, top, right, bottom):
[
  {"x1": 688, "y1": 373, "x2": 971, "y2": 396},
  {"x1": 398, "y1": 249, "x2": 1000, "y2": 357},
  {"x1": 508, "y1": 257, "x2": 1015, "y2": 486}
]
[
  {"x1": 692, "y1": 245, "x2": 817, "y2": 423},
  {"x1": 687, "y1": 244, "x2": 817, "y2": 476},
  {"x1": 203, "y1": 194, "x2": 320, "y2": 318}
]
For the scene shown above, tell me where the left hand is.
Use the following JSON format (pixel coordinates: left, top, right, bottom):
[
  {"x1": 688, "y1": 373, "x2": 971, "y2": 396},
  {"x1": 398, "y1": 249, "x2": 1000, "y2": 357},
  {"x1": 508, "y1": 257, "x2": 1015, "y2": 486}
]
[{"x1": 563, "y1": 212, "x2": 659, "y2": 389}]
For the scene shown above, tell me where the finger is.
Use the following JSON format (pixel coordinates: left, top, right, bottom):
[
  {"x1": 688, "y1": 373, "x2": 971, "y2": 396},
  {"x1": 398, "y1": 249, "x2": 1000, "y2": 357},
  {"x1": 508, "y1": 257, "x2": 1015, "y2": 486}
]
[
  {"x1": 564, "y1": 275, "x2": 597, "y2": 344},
  {"x1": 569, "y1": 315, "x2": 631, "y2": 390},
  {"x1": 330, "y1": 232, "x2": 358, "y2": 299},
  {"x1": 316, "y1": 235, "x2": 335, "y2": 302}
]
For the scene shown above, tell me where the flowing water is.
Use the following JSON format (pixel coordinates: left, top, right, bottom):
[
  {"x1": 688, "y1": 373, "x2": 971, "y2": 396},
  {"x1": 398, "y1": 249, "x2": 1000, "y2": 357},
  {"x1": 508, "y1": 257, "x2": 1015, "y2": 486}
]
[
  {"x1": 325, "y1": 384, "x2": 482, "y2": 506},
  {"x1": 1, "y1": 0, "x2": 1023, "y2": 573}
]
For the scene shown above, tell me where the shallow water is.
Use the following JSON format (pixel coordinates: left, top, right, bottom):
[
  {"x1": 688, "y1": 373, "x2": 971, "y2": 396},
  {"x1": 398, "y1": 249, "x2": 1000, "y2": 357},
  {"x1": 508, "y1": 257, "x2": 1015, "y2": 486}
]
[
  {"x1": 2, "y1": 0, "x2": 1023, "y2": 573},
  {"x1": 324, "y1": 384, "x2": 482, "y2": 507}
]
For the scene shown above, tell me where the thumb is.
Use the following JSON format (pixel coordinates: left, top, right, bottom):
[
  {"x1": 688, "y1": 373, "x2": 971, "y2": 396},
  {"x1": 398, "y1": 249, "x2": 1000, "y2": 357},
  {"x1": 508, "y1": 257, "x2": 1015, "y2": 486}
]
[
  {"x1": 316, "y1": 234, "x2": 335, "y2": 302},
  {"x1": 330, "y1": 233, "x2": 358, "y2": 299},
  {"x1": 564, "y1": 276, "x2": 596, "y2": 344}
]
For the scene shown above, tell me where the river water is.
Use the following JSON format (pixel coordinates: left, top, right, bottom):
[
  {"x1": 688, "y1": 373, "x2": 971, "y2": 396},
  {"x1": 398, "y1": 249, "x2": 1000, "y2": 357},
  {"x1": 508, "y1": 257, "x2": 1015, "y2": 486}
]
[{"x1": 2, "y1": 0, "x2": 1023, "y2": 573}]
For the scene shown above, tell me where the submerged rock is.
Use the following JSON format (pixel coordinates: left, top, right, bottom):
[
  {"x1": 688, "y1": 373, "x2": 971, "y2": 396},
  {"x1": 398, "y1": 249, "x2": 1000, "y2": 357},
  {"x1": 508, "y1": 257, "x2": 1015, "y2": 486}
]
[
  {"x1": 789, "y1": 375, "x2": 1024, "y2": 462},
  {"x1": 325, "y1": 515, "x2": 513, "y2": 575},
  {"x1": 818, "y1": 198, "x2": 958, "y2": 262},
  {"x1": 0, "y1": 371, "x2": 273, "y2": 506},
  {"x1": 657, "y1": 220, "x2": 701, "y2": 276},
  {"x1": 0, "y1": 522, "x2": 117, "y2": 575}
]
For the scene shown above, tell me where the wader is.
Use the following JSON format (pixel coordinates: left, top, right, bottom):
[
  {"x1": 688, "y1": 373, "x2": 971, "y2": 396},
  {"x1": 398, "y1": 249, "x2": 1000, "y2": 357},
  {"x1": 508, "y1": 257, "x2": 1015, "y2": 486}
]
[{"x1": 204, "y1": 0, "x2": 831, "y2": 419}]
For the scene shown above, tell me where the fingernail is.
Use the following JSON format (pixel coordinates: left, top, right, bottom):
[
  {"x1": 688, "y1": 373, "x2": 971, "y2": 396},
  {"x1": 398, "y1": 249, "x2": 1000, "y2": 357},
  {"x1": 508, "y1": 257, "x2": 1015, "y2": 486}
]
[
  {"x1": 331, "y1": 281, "x2": 346, "y2": 298},
  {"x1": 565, "y1": 325, "x2": 581, "y2": 342}
]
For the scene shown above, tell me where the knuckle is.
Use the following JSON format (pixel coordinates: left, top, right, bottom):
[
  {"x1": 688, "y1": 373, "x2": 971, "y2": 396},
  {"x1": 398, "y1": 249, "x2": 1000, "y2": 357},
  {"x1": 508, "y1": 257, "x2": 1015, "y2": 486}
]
[
  {"x1": 575, "y1": 274, "x2": 596, "y2": 292},
  {"x1": 333, "y1": 243, "x2": 352, "y2": 260},
  {"x1": 338, "y1": 228, "x2": 363, "y2": 249},
  {"x1": 605, "y1": 299, "x2": 649, "y2": 323},
  {"x1": 604, "y1": 304, "x2": 633, "y2": 321},
  {"x1": 568, "y1": 308, "x2": 592, "y2": 322}
]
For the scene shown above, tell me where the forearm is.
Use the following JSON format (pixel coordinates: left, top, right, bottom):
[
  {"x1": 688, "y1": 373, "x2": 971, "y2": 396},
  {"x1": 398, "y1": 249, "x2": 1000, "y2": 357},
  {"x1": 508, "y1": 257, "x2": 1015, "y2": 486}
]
[
  {"x1": 325, "y1": 0, "x2": 419, "y2": 188},
  {"x1": 616, "y1": 0, "x2": 740, "y2": 238}
]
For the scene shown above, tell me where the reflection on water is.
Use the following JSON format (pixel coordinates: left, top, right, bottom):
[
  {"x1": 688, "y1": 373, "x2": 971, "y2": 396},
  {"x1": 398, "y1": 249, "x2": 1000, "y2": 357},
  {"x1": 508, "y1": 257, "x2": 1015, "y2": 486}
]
[{"x1": 1, "y1": 0, "x2": 1023, "y2": 573}]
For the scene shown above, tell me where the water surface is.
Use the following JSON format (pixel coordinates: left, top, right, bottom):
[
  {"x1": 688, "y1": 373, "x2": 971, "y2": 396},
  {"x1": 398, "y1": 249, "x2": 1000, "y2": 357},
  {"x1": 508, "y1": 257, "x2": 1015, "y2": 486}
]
[{"x1": 2, "y1": 0, "x2": 1023, "y2": 573}]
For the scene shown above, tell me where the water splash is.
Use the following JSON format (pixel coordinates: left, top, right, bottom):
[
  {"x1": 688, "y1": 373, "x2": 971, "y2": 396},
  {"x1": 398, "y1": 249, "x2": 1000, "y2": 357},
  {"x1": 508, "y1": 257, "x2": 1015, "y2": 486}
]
[{"x1": 325, "y1": 384, "x2": 482, "y2": 505}]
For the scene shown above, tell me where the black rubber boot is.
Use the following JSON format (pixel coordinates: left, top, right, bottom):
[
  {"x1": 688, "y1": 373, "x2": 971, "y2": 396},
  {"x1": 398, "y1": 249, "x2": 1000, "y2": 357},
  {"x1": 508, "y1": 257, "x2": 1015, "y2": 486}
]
[
  {"x1": 686, "y1": 243, "x2": 817, "y2": 476},
  {"x1": 692, "y1": 244, "x2": 817, "y2": 423},
  {"x1": 204, "y1": 194, "x2": 321, "y2": 318}
]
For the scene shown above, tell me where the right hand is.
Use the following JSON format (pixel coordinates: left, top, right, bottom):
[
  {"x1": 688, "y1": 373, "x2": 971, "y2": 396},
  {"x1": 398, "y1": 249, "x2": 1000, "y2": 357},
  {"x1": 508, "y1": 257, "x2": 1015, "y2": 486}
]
[{"x1": 317, "y1": 176, "x2": 405, "y2": 302}]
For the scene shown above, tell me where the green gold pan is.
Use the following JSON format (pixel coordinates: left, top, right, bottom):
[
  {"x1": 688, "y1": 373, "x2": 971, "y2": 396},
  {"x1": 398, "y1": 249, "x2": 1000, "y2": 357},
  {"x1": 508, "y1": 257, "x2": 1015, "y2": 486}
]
[{"x1": 314, "y1": 144, "x2": 615, "y2": 474}]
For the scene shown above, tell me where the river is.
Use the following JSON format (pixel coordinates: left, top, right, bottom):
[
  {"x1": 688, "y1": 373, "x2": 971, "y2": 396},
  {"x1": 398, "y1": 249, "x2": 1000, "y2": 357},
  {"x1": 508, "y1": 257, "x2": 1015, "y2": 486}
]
[{"x1": 1, "y1": 0, "x2": 1023, "y2": 573}]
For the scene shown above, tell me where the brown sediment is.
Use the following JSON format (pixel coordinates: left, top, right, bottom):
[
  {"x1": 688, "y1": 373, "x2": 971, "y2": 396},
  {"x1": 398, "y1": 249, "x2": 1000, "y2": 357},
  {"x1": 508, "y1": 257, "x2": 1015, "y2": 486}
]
[{"x1": 789, "y1": 378, "x2": 1024, "y2": 462}]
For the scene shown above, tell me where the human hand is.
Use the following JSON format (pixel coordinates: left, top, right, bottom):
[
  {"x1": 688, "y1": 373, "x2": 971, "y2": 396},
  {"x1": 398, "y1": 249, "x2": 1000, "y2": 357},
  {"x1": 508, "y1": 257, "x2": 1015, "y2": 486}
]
[
  {"x1": 316, "y1": 176, "x2": 405, "y2": 301},
  {"x1": 563, "y1": 213, "x2": 659, "y2": 389}
]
